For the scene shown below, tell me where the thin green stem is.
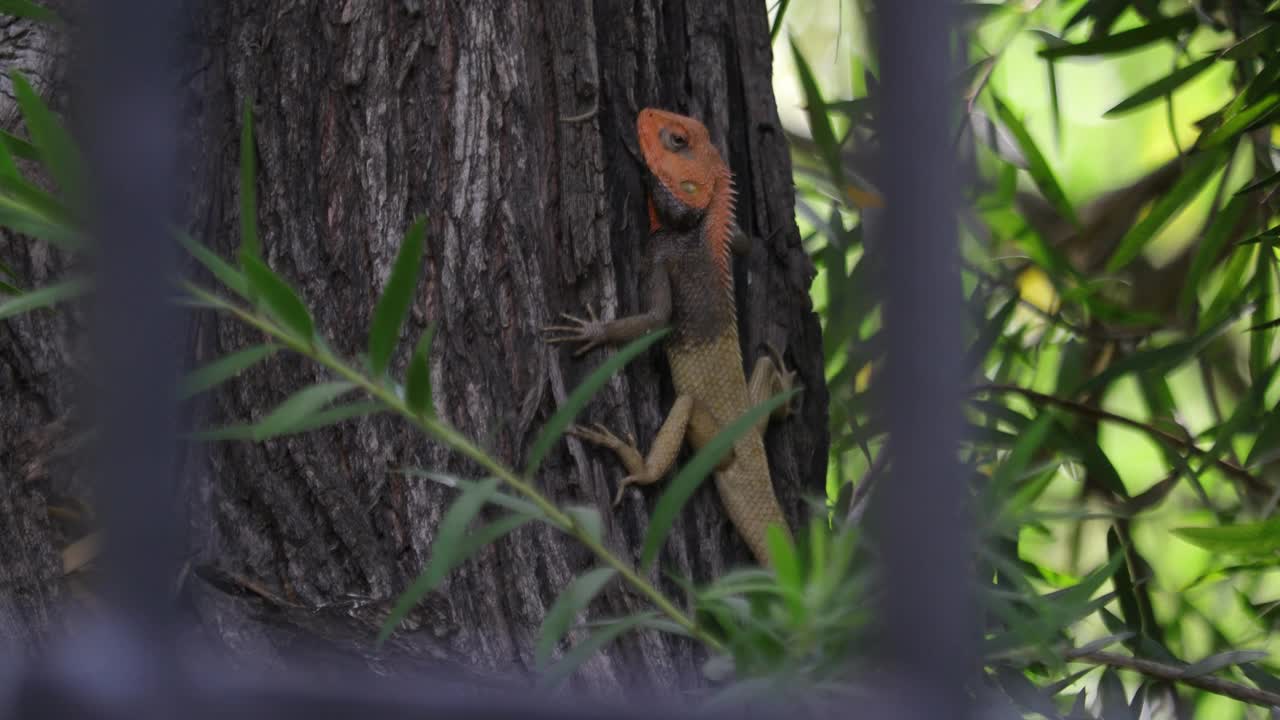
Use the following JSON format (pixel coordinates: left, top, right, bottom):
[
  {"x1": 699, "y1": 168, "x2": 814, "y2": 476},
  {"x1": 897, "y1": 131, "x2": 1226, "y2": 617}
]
[{"x1": 182, "y1": 281, "x2": 723, "y2": 653}]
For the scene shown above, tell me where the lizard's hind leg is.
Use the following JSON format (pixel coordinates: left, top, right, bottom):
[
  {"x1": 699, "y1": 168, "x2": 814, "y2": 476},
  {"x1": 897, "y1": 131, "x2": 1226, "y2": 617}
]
[
  {"x1": 568, "y1": 395, "x2": 693, "y2": 506},
  {"x1": 748, "y1": 342, "x2": 801, "y2": 429}
]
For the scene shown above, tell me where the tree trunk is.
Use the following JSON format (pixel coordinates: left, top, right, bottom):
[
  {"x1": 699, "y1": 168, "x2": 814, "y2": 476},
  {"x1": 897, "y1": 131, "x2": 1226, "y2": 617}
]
[{"x1": 2, "y1": 0, "x2": 827, "y2": 695}]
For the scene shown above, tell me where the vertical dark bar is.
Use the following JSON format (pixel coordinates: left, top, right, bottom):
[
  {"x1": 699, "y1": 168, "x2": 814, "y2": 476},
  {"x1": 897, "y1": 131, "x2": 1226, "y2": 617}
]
[
  {"x1": 80, "y1": 1, "x2": 184, "y2": 633},
  {"x1": 868, "y1": 1, "x2": 975, "y2": 718}
]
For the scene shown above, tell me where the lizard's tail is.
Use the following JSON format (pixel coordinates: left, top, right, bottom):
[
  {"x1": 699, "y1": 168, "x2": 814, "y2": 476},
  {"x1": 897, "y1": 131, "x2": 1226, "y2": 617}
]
[{"x1": 713, "y1": 440, "x2": 790, "y2": 567}]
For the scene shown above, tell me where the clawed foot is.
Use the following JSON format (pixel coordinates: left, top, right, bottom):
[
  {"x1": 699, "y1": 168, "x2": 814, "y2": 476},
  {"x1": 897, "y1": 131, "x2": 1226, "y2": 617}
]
[
  {"x1": 765, "y1": 341, "x2": 802, "y2": 419},
  {"x1": 566, "y1": 423, "x2": 649, "y2": 507},
  {"x1": 543, "y1": 304, "x2": 608, "y2": 356}
]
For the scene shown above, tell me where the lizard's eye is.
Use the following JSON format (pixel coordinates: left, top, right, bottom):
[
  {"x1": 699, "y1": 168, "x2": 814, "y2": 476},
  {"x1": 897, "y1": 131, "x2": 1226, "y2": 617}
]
[{"x1": 662, "y1": 129, "x2": 689, "y2": 152}]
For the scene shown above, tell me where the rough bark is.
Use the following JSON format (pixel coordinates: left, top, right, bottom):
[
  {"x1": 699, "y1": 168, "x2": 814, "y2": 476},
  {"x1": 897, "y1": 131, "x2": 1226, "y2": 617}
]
[{"x1": 1, "y1": 0, "x2": 827, "y2": 695}]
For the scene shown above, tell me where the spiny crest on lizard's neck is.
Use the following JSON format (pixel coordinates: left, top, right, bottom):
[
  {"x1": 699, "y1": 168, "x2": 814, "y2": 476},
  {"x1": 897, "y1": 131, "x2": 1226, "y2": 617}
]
[{"x1": 637, "y1": 107, "x2": 736, "y2": 290}]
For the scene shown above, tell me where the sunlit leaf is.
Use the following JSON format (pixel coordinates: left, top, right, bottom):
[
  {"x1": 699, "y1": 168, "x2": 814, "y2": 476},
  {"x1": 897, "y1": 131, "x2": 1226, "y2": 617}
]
[
  {"x1": 1174, "y1": 518, "x2": 1280, "y2": 556},
  {"x1": 1104, "y1": 55, "x2": 1217, "y2": 116},
  {"x1": 1038, "y1": 13, "x2": 1198, "y2": 59},
  {"x1": 1106, "y1": 149, "x2": 1225, "y2": 272},
  {"x1": 992, "y1": 94, "x2": 1076, "y2": 225}
]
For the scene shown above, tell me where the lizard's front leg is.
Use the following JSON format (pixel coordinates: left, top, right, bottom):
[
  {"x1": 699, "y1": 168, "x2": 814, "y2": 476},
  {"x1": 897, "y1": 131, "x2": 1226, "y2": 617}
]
[
  {"x1": 543, "y1": 263, "x2": 672, "y2": 356},
  {"x1": 568, "y1": 395, "x2": 693, "y2": 506},
  {"x1": 748, "y1": 341, "x2": 801, "y2": 431}
]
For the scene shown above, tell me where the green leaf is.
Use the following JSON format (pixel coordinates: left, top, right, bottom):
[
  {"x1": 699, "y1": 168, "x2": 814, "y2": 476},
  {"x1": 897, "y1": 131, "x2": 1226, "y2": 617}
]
[
  {"x1": 1075, "y1": 312, "x2": 1235, "y2": 396},
  {"x1": 524, "y1": 328, "x2": 668, "y2": 476},
  {"x1": 1236, "y1": 169, "x2": 1280, "y2": 196},
  {"x1": 378, "y1": 478, "x2": 525, "y2": 645},
  {"x1": 0, "y1": 130, "x2": 38, "y2": 163},
  {"x1": 1104, "y1": 55, "x2": 1217, "y2": 116},
  {"x1": 790, "y1": 39, "x2": 844, "y2": 189},
  {"x1": 992, "y1": 94, "x2": 1076, "y2": 226},
  {"x1": 1246, "y1": 406, "x2": 1280, "y2": 467},
  {"x1": 0, "y1": 277, "x2": 86, "y2": 320},
  {"x1": 10, "y1": 72, "x2": 83, "y2": 209},
  {"x1": 1180, "y1": 192, "x2": 1248, "y2": 316},
  {"x1": 536, "y1": 613, "x2": 648, "y2": 689},
  {"x1": 534, "y1": 567, "x2": 617, "y2": 670},
  {"x1": 1038, "y1": 12, "x2": 1198, "y2": 59},
  {"x1": 179, "y1": 344, "x2": 279, "y2": 399},
  {"x1": 252, "y1": 381, "x2": 355, "y2": 440},
  {"x1": 1098, "y1": 669, "x2": 1135, "y2": 720},
  {"x1": 1221, "y1": 25, "x2": 1280, "y2": 60},
  {"x1": 987, "y1": 413, "x2": 1054, "y2": 500},
  {"x1": 1199, "y1": 94, "x2": 1280, "y2": 149},
  {"x1": 280, "y1": 400, "x2": 382, "y2": 435},
  {"x1": 398, "y1": 470, "x2": 546, "y2": 519},
  {"x1": 1106, "y1": 149, "x2": 1224, "y2": 272},
  {"x1": 239, "y1": 250, "x2": 315, "y2": 340},
  {"x1": 768, "y1": 0, "x2": 791, "y2": 41},
  {"x1": 368, "y1": 216, "x2": 427, "y2": 377},
  {"x1": 404, "y1": 322, "x2": 437, "y2": 417},
  {"x1": 1175, "y1": 518, "x2": 1280, "y2": 556},
  {"x1": 640, "y1": 389, "x2": 797, "y2": 571},
  {"x1": 0, "y1": 0, "x2": 61, "y2": 23},
  {"x1": 239, "y1": 104, "x2": 260, "y2": 258},
  {"x1": 566, "y1": 505, "x2": 603, "y2": 544},
  {"x1": 765, "y1": 524, "x2": 803, "y2": 620},
  {"x1": 1182, "y1": 650, "x2": 1270, "y2": 677},
  {"x1": 177, "y1": 231, "x2": 249, "y2": 297}
]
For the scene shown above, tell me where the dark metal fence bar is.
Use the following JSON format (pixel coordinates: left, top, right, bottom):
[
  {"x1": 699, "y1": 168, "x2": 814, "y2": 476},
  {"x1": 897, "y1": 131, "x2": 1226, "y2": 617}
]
[{"x1": 870, "y1": 0, "x2": 977, "y2": 717}]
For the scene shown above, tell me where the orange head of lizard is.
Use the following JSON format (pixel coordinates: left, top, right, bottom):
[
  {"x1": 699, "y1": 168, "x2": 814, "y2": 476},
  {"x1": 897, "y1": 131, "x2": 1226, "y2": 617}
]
[{"x1": 636, "y1": 108, "x2": 727, "y2": 220}]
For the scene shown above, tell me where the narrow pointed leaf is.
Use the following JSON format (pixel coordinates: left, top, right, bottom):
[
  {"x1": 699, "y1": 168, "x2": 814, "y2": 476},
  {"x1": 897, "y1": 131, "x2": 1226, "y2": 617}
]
[
  {"x1": 239, "y1": 250, "x2": 314, "y2": 340},
  {"x1": 1246, "y1": 407, "x2": 1280, "y2": 467},
  {"x1": 178, "y1": 231, "x2": 248, "y2": 297},
  {"x1": 992, "y1": 94, "x2": 1076, "y2": 225},
  {"x1": 526, "y1": 328, "x2": 668, "y2": 475},
  {"x1": 790, "y1": 39, "x2": 844, "y2": 188},
  {"x1": 252, "y1": 381, "x2": 355, "y2": 440},
  {"x1": 1106, "y1": 149, "x2": 1224, "y2": 272},
  {"x1": 1180, "y1": 193, "x2": 1247, "y2": 315},
  {"x1": 368, "y1": 216, "x2": 427, "y2": 376},
  {"x1": 405, "y1": 322, "x2": 437, "y2": 416},
  {"x1": 179, "y1": 344, "x2": 278, "y2": 399},
  {"x1": 1174, "y1": 518, "x2": 1280, "y2": 556},
  {"x1": 399, "y1": 470, "x2": 546, "y2": 519},
  {"x1": 1104, "y1": 56, "x2": 1217, "y2": 116},
  {"x1": 534, "y1": 567, "x2": 618, "y2": 670},
  {"x1": 0, "y1": 130, "x2": 38, "y2": 162},
  {"x1": 537, "y1": 614, "x2": 648, "y2": 689},
  {"x1": 378, "y1": 478, "x2": 508, "y2": 643},
  {"x1": 10, "y1": 72, "x2": 83, "y2": 207},
  {"x1": 1182, "y1": 650, "x2": 1270, "y2": 678},
  {"x1": 566, "y1": 506, "x2": 603, "y2": 544},
  {"x1": 0, "y1": 277, "x2": 86, "y2": 319},
  {"x1": 1038, "y1": 13, "x2": 1197, "y2": 58},
  {"x1": 640, "y1": 389, "x2": 797, "y2": 571},
  {"x1": 1200, "y1": 94, "x2": 1280, "y2": 149}
]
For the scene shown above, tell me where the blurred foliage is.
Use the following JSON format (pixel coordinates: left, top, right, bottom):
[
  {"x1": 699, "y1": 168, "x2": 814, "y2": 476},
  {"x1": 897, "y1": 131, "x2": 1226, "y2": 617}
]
[
  {"x1": 778, "y1": 0, "x2": 1280, "y2": 716},
  {"x1": 4, "y1": 0, "x2": 1280, "y2": 717}
]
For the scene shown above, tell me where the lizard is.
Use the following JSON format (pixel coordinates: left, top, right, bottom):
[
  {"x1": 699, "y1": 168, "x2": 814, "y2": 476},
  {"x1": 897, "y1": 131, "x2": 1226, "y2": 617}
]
[{"x1": 545, "y1": 107, "x2": 797, "y2": 566}]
